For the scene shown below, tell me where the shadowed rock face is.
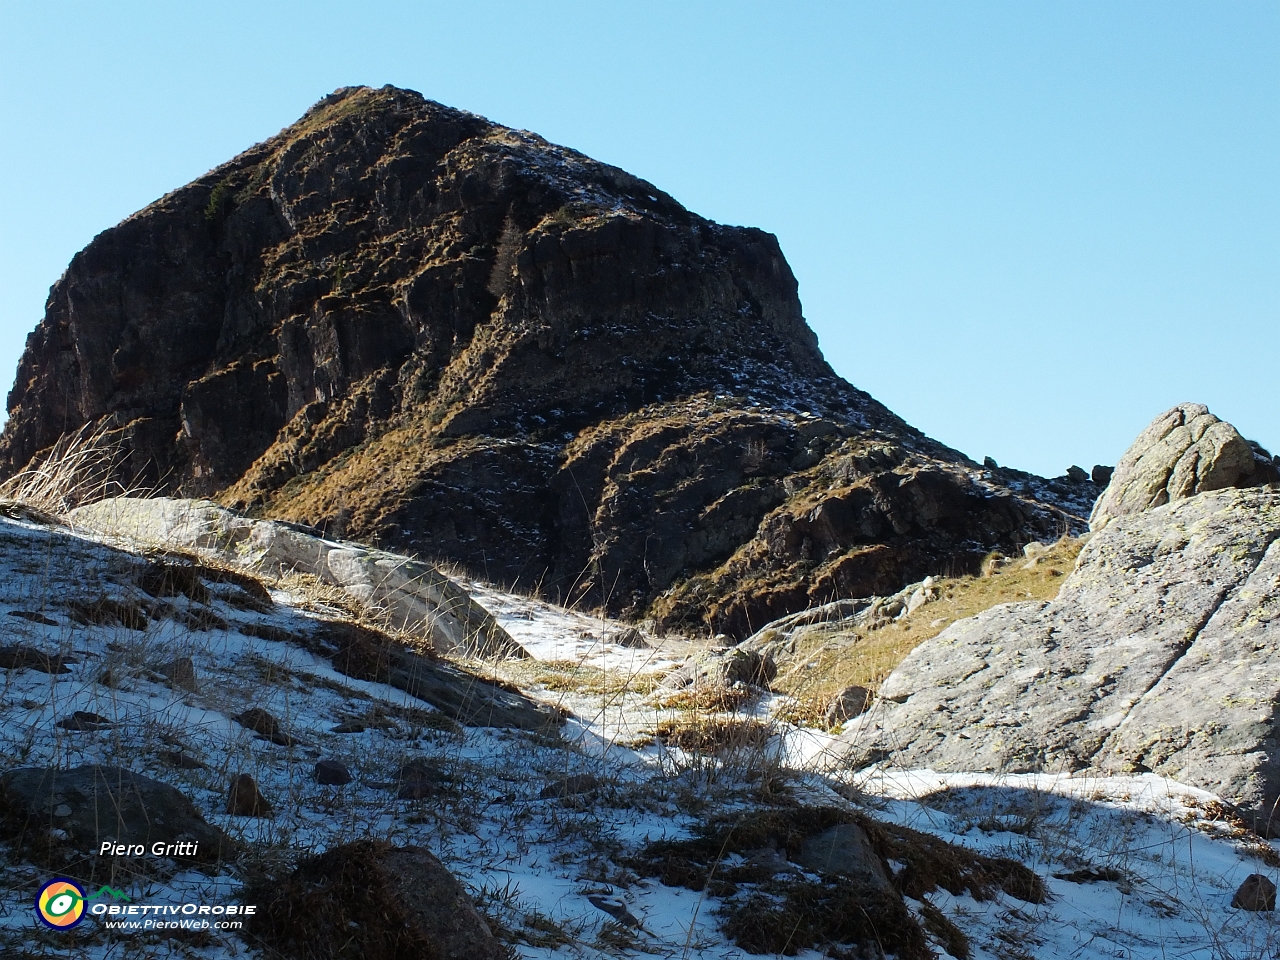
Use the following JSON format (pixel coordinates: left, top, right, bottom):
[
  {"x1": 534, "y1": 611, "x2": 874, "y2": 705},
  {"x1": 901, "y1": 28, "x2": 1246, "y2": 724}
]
[{"x1": 0, "y1": 85, "x2": 1088, "y2": 634}]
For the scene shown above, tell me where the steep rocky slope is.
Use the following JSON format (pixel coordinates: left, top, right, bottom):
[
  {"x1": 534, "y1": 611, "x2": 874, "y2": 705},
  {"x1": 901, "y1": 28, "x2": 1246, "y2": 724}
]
[{"x1": 0, "y1": 85, "x2": 1092, "y2": 635}]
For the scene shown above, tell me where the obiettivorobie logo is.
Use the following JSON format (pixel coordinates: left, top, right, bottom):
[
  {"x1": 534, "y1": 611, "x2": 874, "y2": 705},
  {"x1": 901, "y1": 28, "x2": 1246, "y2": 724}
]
[
  {"x1": 35, "y1": 877, "x2": 255, "y2": 932},
  {"x1": 35, "y1": 878, "x2": 131, "y2": 929}
]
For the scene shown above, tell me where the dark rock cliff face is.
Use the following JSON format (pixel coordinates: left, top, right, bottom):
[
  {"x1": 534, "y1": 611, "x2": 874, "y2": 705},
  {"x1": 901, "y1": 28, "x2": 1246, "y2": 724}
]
[{"x1": 0, "y1": 85, "x2": 1092, "y2": 635}]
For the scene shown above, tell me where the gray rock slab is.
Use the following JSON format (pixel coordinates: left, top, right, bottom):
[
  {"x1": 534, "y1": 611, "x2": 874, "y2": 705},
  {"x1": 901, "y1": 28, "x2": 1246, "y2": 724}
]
[
  {"x1": 841, "y1": 488, "x2": 1280, "y2": 831},
  {"x1": 70, "y1": 497, "x2": 526, "y2": 660}
]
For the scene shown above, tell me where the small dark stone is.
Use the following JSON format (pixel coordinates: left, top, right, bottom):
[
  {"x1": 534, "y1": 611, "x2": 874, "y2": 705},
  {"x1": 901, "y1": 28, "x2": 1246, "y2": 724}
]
[
  {"x1": 607, "y1": 626, "x2": 649, "y2": 648},
  {"x1": 7, "y1": 610, "x2": 58, "y2": 626},
  {"x1": 539, "y1": 773, "x2": 601, "y2": 799},
  {"x1": 1232, "y1": 873, "x2": 1276, "y2": 911},
  {"x1": 226, "y1": 774, "x2": 272, "y2": 816},
  {"x1": 983, "y1": 456, "x2": 999, "y2": 469},
  {"x1": 0, "y1": 645, "x2": 72, "y2": 674},
  {"x1": 158, "y1": 751, "x2": 207, "y2": 770},
  {"x1": 330, "y1": 721, "x2": 366, "y2": 734},
  {"x1": 1091, "y1": 464, "x2": 1114, "y2": 488},
  {"x1": 1066, "y1": 465, "x2": 1089, "y2": 483},
  {"x1": 157, "y1": 656, "x2": 198, "y2": 692},
  {"x1": 56, "y1": 711, "x2": 113, "y2": 731},
  {"x1": 233, "y1": 707, "x2": 298, "y2": 746},
  {"x1": 314, "y1": 759, "x2": 352, "y2": 786}
]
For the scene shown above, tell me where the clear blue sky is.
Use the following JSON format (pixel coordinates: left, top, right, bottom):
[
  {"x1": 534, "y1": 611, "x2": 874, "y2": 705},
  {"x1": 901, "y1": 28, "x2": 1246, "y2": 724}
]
[{"x1": 0, "y1": 1, "x2": 1275, "y2": 477}]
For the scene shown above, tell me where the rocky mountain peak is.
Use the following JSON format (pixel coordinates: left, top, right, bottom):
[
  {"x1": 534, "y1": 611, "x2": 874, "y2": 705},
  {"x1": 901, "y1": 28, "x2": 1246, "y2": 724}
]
[{"x1": 0, "y1": 85, "x2": 1092, "y2": 634}]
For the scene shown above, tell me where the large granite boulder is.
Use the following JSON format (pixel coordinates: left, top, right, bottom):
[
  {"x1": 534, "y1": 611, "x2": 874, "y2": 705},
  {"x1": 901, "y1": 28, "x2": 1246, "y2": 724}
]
[
  {"x1": 71, "y1": 497, "x2": 525, "y2": 660},
  {"x1": 249, "y1": 840, "x2": 509, "y2": 960},
  {"x1": 1090, "y1": 403, "x2": 1278, "y2": 532},
  {"x1": 841, "y1": 486, "x2": 1280, "y2": 834},
  {"x1": 0, "y1": 765, "x2": 231, "y2": 878}
]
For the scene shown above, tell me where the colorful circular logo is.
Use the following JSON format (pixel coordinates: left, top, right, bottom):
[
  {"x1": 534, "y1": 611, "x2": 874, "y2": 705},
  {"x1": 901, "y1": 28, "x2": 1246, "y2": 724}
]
[{"x1": 36, "y1": 878, "x2": 86, "y2": 929}]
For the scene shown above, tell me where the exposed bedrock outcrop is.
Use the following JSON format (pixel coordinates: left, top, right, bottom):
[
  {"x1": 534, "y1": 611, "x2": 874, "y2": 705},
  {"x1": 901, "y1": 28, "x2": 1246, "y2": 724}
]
[
  {"x1": 0, "y1": 85, "x2": 1091, "y2": 634},
  {"x1": 841, "y1": 485, "x2": 1280, "y2": 833},
  {"x1": 1090, "y1": 402, "x2": 1279, "y2": 532}
]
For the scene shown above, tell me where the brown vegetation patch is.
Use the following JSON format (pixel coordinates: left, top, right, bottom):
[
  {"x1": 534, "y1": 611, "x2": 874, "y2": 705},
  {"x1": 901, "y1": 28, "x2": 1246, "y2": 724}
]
[
  {"x1": 648, "y1": 683, "x2": 754, "y2": 712},
  {"x1": 651, "y1": 717, "x2": 772, "y2": 755}
]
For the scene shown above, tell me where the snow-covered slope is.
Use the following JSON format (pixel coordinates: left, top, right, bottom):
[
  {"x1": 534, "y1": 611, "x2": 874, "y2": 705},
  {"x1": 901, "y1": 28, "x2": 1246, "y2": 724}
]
[{"x1": 0, "y1": 506, "x2": 1274, "y2": 959}]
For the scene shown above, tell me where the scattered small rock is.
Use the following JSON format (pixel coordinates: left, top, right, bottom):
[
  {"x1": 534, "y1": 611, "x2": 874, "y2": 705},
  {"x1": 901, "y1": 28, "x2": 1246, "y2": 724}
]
[
  {"x1": 825, "y1": 685, "x2": 873, "y2": 726},
  {"x1": 539, "y1": 773, "x2": 601, "y2": 799},
  {"x1": 587, "y1": 894, "x2": 641, "y2": 927},
  {"x1": 7, "y1": 610, "x2": 58, "y2": 626},
  {"x1": 55, "y1": 711, "x2": 113, "y2": 731},
  {"x1": 232, "y1": 707, "x2": 298, "y2": 746},
  {"x1": 226, "y1": 774, "x2": 272, "y2": 816},
  {"x1": 607, "y1": 626, "x2": 649, "y2": 648},
  {"x1": 1232, "y1": 873, "x2": 1276, "y2": 911},
  {"x1": 157, "y1": 656, "x2": 197, "y2": 692},
  {"x1": 314, "y1": 759, "x2": 352, "y2": 786},
  {"x1": 0, "y1": 645, "x2": 72, "y2": 674}
]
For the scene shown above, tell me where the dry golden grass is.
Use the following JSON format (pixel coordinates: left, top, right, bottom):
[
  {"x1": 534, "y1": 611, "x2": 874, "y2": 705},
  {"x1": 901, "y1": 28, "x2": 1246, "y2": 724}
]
[
  {"x1": 647, "y1": 683, "x2": 754, "y2": 712},
  {"x1": 774, "y1": 537, "x2": 1085, "y2": 719},
  {"x1": 501, "y1": 658, "x2": 662, "y2": 698},
  {"x1": 651, "y1": 716, "x2": 773, "y2": 754}
]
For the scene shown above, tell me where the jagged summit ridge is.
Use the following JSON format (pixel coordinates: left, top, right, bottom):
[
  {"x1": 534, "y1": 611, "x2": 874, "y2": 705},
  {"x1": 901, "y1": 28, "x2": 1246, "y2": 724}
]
[{"x1": 0, "y1": 85, "x2": 1088, "y2": 632}]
